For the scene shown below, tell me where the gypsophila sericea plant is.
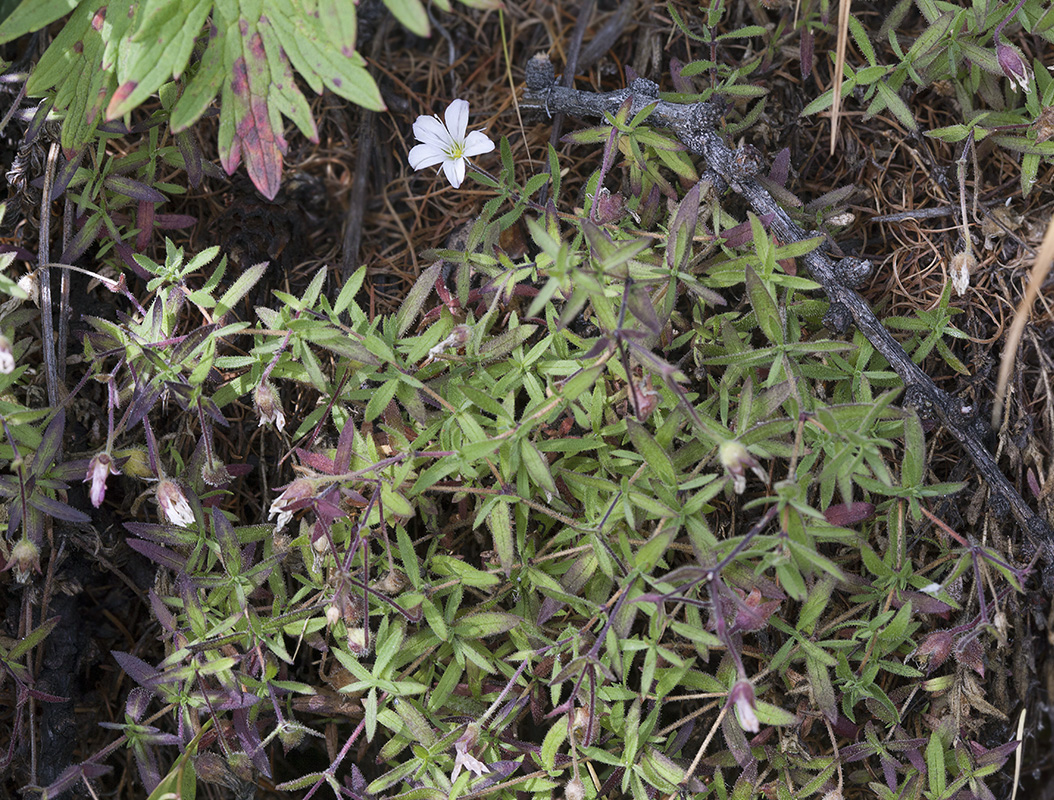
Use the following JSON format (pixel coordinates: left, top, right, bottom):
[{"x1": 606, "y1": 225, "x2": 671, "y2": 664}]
[{"x1": 408, "y1": 99, "x2": 495, "y2": 188}]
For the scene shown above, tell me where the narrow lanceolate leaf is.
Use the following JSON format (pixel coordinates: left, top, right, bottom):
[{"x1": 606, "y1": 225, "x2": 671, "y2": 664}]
[
  {"x1": 666, "y1": 181, "x2": 701, "y2": 273},
  {"x1": 487, "y1": 500, "x2": 514, "y2": 576},
  {"x1": 216, "y1": 261, "x2": 269, "y2": 318},
  {"x1": 396, "y1": 261, "x2": 442, "y2": 336},
  {"x1": 170, "y1": 20, "x2": 228, "y2": 133},
  {"x1": 104, "y1": 175, "x2": 167, "y2": 203}
]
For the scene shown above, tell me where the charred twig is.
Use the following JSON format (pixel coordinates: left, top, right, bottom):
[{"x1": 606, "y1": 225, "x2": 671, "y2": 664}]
[{"x1": 521, "y1": 56, "x2": 1053, "y2": 555}]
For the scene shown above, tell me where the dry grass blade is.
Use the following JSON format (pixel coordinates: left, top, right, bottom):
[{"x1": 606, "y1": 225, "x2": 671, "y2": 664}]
[
  {"x1": 830, "y1": 0, "x2": 851, "y2": 156},
  {"x1": 992, "y1": 208, "x2": 1054, "y2": 428}
]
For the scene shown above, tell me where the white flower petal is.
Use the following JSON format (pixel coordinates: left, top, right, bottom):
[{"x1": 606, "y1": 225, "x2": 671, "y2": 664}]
[
  {"x1": 463, "y1": 130, "x2": 495, "y2": 157},
  {"x1": 443, "y1": 157, "x2": 465, "y2": 188},
  {"x1": 445, "y1": 99, "x2": 470, "y2": 140},
  {"x1": 413, "y1": 115, "x2": 452, "y2": 149},
  {"x1": 409, "y1": 143, "x2": 447, "y2": 170}
]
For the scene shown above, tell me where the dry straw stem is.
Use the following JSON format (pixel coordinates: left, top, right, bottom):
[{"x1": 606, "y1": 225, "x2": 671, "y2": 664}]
[
  {"x1": 521, "y1": 57, "x2": 1054, "y2": 554},
  {"x1": 992, "y1": 209, "x2": 1054, "y2": 430},
  {"x1": 830, "y1": 0, "x2": 851, "y2": 156}
]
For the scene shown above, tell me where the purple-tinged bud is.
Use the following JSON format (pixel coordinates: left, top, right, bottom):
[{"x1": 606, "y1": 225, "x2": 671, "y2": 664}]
[
  {"x1": 253, "y1": 380, "x2": 285, "y2": 432},
  {"x1": 729, "y1": 679, "x2": 760, "y2": 733},
  {"x1": 997, "y1": 41, "x2": 1033, "y2": 93},
  {"x1": 86, "y1": 451, "x2": 119, "y2": 508}
]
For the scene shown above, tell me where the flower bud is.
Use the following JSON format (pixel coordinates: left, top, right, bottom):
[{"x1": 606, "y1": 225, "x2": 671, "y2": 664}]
[
  {"x1": 565, "y1": 776, "x2": 586, "y2": 800},
  {"x1": 6, "y1": 538, "x2": 41, "y2": 583},
  {"x1": 86, "y1": 451, "x2": 119, "y2": 508},
  {"x1": 253, "y1": 380, "x2": 286, "y2": 432},
  {"x1": 997, "y1": 41, "x2": 1033, "y2": 93},
  {"x1": 719, "y1": 440, "x2": 766, "y2": 494},
  {"x1": 949, "y1": 250, "x2": 977, "y2": 297},
  {"x1": 278, "y1": 721, "x2": 307, "y2": 752},
  {"x1": 730, "y1": 679, "x2": 760, "y2": 733}
]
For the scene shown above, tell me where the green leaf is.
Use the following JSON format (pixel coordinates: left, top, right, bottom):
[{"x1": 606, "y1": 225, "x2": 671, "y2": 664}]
[
  {"x1": 744, "y1": 263, "x2": 783, "y2": 346},
  {"x1": 540, "y1": 720, "x2": 568, "y2": 771},
  {"x1": 365, "y1": 379, "x2": 399, "y2": 422},
  {"x1": 625, "y1": 418, "x2": 676, "y2": 486},
  {"x1": 146, "y1": 720, "x2": 208, "y2": 800},
  {"x1": 396, "y1": 262, "x2": 441, "y2": 336},
  {"x1": 430, "y1": 555, "x2": 500, "y2": 588},
  {"x1": 754, "y1": 700, "x2": 798, "y2": 726},
  {"x1": 0, "y1": 0, "x2": 79, "y2": 44},
  {"x1": 7, "y1": 616, "x2": 59, "y2": 661},
  {"x1": 926, "y1": 732, "x2": 946, "y2": 797},
  {"x1": 873, "y1": 81, "x2": 917, "y2": 131},
  {"x1": 216, "y1": 260, "x2": 268, "y2": 318},
  {"x1": 520, "y1": 439, "x2": 558, "y2": 500},
  {"x1": 106, "y1": 0, "x2": 213, "y2": 119},
  {"x1": 383, "y1": 0, "x2": 429, "y2": 36},
  {"x1": 452, "y1": 612, "x2": 523, "y2": 638},
  {"x1": 487, "y1": 500, "x2": 514, "y2": 576}
]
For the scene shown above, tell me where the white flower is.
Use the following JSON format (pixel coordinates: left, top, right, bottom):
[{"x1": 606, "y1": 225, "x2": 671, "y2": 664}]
[
  {"x1": 0, "y1": 336, "x2": 14, "y2": 374},
  {"x1": 268, "y1": 478, "x2": 315, "y2": 531},
  {"x1": 408, "y1": 99, "x2": 495, "y2": 188},
  {"x1": 156, "y1": 479, "x2": 195, "y2": 527},
  {"x1": 450, "y1": 723, "x2": 490, "y2": 783}
]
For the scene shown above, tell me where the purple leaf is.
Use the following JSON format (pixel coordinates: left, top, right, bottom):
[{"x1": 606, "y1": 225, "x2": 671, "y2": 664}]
[
  {"x1": 104, "y1": 174, "x2": 167, "y2": 203},
  {"x1": 126, "y1": 538, "x2": 188, "y2": 571},
  {"x1": 175, "y1": 129, "x2": 204, "y2": 188},
  {"x1": 801, "y1": 29, "x2": 814, "y2": 80},
  {"x1": 136, "y1": 199, "x2": 154, "y2": 251},
  {"x1": 768, "y1": 148, "x2": 791, "y2": 188},
  {"x1": 823, "y1": 501, "x2": 875, "y2": 527},
  {"x1": 153, "y1": 213, "x2": 197, "y2": 230},
  {"x1": 112, "y1": 650, "x2": 162, "y2": 688},
  {"x1": 233, "y1": 707, "x2": 271, "y2": 777},
  {"x1": 52, "y1": 147, "x2": 86, "y2": 199},
  {"x1": 28, "y1": 494, "x2": 91, "y2": 524}
]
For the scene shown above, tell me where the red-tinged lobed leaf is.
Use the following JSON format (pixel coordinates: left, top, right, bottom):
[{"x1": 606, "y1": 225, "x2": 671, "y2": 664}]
[{"x1": 218, "y1": 18, "x2": 287, "y2": 200}]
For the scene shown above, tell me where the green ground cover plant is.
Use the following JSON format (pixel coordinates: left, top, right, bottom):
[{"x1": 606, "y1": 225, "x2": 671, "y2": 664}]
[{"x1": 0, "y1": 0, "x2": 1051, "y2": 798}]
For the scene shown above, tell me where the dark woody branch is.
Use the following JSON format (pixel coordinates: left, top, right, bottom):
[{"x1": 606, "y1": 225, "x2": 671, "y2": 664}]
[{"x1": 521, "y1": 55, "x2": 1053, "y2": 557}]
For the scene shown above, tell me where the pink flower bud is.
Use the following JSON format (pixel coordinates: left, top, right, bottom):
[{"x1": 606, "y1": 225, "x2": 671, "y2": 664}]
[
  {"x1": 85, "y1": 451, "x2": 119, "y2": 508},
  {"x1": 997, "y1": 41, "x2": 1033, "y2": 93},
  {"x1": 730, "y1": 679, "x2": 760, "y2": 733}
]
